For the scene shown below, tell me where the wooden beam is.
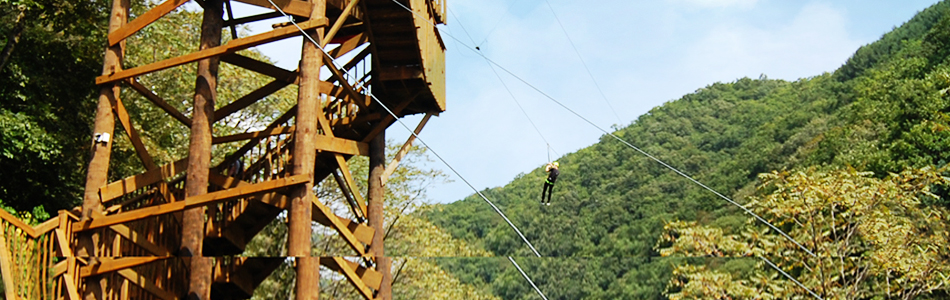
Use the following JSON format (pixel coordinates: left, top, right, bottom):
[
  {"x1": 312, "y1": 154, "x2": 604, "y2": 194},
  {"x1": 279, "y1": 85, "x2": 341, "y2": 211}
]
[
  {"x1": 98, "y1": 158, "x2": 188, "y2": 203},
  {"x1": 110, "y1": 95, "x2": 158, "y2": 170},
  {"x1": 0, "y1": 228, "x2": 17, "y2": 300},
  {"x1": 212, "y1": 126, "x2": 295, "y2": 144},
  {"x1": 0, "y1": 208, "x2": 36, "y2": 237},
  {"x1": 80, "y1": 257, "x2": 163, "y2": 278},
  {"x1": 55, "y1": 228, "x2": 72, "y2": 257},
  {"x1": 232, "y1": 0, "x2": 311, "y2": 17},
  {"x1": 108, "y1": 0, "x2": 189, "y2": 45},
  {"x1": 320, "y1": 257, "x2": 382, "y2": 290},
  {"x1": 116, "y1": 268, "x2": 178, "y2": 300},
  {"x1": 321, "y1": 54, "x2": 369, "y2": 108},
  {"x1": 96, "y1": 18, "x2": 327, "y2": 84},
  {"x1": 328, "y1": 33, "x2": 367, "y2": 58},
  {"x1": 33, "y1": 216, "x2": 60, "y2": 236},
  {"x1": 381, "y1": 113, "x2": 431, "y2": 185},
  {"x1": 223, "y1": 11, "x2": 283, "y2": 27},
  {"x1": 81, "y1": 175, "x2": 309, "y2": 230},
  {"x1": 320, "y1": 0, "x2": 360, "y2": 46},
  {"x1": 327, "y1": 257, "x2": 377, "y2": 300},
  {"x1": 220, "y1": 54, "x2": 297, "y2": 83},
  {"x1": 361, "y1": 99, "x2": 413, "y2": 143},
  {"x1": 126, "y1": 78, "x2": 192, "y2": 127},
  {"x1": 63, "y1": 257, "x2": 81, "y2": 300},
  {"x1": 206, "y1": 173, "x2": 375, "y2": 245},
  {"x1": 213, "y1": 79, "x2": 293, "y2": 122},
  {"x1": 335, "y1": 154, "x2": 368, "y2": 217},
  {"x1": 315, "y1": 134, "x2": 368, "y2": 156},
  {"x1": 109, "y1": 223, "x2": 172, "y2": 256},
  {"x1": 312, "y1": 197, "x2": 367, "y2": 256}
]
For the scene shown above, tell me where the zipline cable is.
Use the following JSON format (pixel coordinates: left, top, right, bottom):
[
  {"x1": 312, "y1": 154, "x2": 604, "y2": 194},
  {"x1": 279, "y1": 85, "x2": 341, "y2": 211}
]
[
  {"x1": 265, "y1": 0, "x2": 542, "y2": 258},
  {"x1": 448, "y1": 6, "x2": 561, "y2": 163},
  {"x1": 508, "y1": 256, "x2": 550, "y2": 300},
  {"x1": 395, "y1": 0, "x2": 816, "y2": 260},
  {"x1": 761, "y1": 256, "x2": 825, "y2": 300},
  {"x1": 543, "y1": 0, "x2": 623, "y2": 126},
  {"x1": 387, "y1": 2, "x2": 824, "y2": 298},
  {"x1": 475, "y1": 0, "x2": 523, "y2": 49}
]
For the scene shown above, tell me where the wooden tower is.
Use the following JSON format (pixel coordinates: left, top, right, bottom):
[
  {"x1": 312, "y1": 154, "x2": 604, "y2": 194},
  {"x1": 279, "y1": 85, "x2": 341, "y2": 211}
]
[{"x1": 0, "y1": 0, "x2": 446, "y2": 299}]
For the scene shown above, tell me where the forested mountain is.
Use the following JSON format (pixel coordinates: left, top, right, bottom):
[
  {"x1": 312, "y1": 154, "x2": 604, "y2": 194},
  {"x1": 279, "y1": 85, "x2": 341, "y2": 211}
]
[{"x1": 427, "y1": 1, "x2": 950, "y2": 299}]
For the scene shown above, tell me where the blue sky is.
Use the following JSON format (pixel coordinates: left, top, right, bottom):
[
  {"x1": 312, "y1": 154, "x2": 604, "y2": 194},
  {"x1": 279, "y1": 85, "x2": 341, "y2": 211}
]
[{"x1": 228, "y1": 0, "x2": 941, "y2": 203}]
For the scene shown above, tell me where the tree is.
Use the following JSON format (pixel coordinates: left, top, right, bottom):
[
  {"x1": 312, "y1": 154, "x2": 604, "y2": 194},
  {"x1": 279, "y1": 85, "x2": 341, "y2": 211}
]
[{"x1": 658, "y1": 167, "x2": 950, "y2": 299}]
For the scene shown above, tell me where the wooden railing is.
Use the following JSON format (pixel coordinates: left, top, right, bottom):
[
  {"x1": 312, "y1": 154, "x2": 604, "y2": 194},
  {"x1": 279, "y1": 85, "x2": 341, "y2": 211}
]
[{"x1": 0, "y1": 209, "x2": 65, "y2": 299}]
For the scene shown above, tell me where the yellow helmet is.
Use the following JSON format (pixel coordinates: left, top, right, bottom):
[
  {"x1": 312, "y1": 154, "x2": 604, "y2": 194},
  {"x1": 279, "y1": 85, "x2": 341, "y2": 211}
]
[{"x1": 553, "y1": 162, "x2": 559, "y2": 168}]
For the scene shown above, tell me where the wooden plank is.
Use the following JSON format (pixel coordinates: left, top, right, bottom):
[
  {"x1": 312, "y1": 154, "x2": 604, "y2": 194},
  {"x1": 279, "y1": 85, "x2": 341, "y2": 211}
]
[
  {"x1": 54, "y1": 228, "x2": 72, "y2": 257},
  {"x1": 126, "y1": 78, "x2": 192, "y2": 127},
  {"x1": 361, "y1": 99, "x2": 413, "y2": 143},
  {"x1": 206, "y1": 173, "x2": 375, "y2": 244},
  {"x1": 0, "y1": 227, "x2": 17, "y2": 300},
  {"x1": 311, "y1": 198, "x2": 374, "y2": 245},
  {"x1": 116, "y1": 268, "x2": 178, "y2": 300},
  {"x1": 80, "y1": 257, "x2": 163, "y2": 278},
  {"x1": 220, "y1": 54, "x2": 297, "y2": 83},
  {"x1": 81, "y1": 175, "x2": 308, "y2": 230},
  {"x1": 32, "y1": 215, "x2": 61, "y2": 236},
  {"x1": 108, "y1": 0, "x2": 189, "y2": 46},
  {"x1": 315, "y1": 135, "x2": 368, "y2": 156},
  {"x1": 381, "y1": 113, "x2": 431, "y2": 185},
  {"x1": 223, "y1": 11, "x2": 283, "y2": 27},
  {"x1": 99, "y1": 158, "x2": 188, "y2": 203},
  {"x1": 320, "y1": 257, "x2": 382, "y2": 290},
  {"x1": 328, "y1": 257, "x2": 377, "y2": 300},
  {"x1": 320, "y1": 0, "x2": 361, "y2": 46},
  {"x1": 335, "y1": 154, "x2": 368, "y2": 217},
  {"x1": 51, "y1": 260, "x2": 67, "y2": 278},
  {"x1": 63, "y1": 257, "x2": 80, "y2": 300},
  {"x1": 0, "y1": 208, "x2": 36, "y2": 237},
  {"x1": 96, "y1": 18, "x2": 327, "y2": 84},
  {"x1": 321, "y1": 54, "x2": 369, "y2": 108},
  {"x1": 111, "y1": 95, "x2": 158, "y2": 170},
  {"x1": 232, "y1": 0, "x2": 311, "y2": 17},
  {"x1": 312, "y1": 198, "x2": 367, "y2": 256},
  {"x1": 213, "y1": 79, "x2": 292, "y2": 122},
  {"x1": 212, "y1": 126, "x2": 295, "y2": 144},
  {"x1": 109, "y1": 223, "x2": 171, "y2": 256},
  {"x1": 327, "y1": 33, "x2": 367, "y2": 58}
]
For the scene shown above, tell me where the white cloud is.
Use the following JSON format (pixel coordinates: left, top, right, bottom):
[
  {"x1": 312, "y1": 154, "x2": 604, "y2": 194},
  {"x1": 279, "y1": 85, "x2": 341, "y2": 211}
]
[
  {"x1": 668, "y1": 0, "x2": 759, "y2": 9},
  {"x1": 681, "y1": 2, "x2": 862, "y2": 82}
]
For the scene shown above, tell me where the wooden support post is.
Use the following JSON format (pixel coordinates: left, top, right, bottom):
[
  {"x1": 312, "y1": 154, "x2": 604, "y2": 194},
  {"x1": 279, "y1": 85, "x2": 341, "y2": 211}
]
[
  {"x1": 182, "y1": 1, "x2": 222, "y2": 299},
  {"x1": 368, "y1": 128, "x2": 391, "y2": 300},
  {"x1": 81, "y1": 0, "x2": 129, "y2": 298},
  {"x1": 0, "y1": 227, "x2": 17, "y2": 300},
  {"x1": 290, "y1": 1, "x2": 325, "y2": 299}
]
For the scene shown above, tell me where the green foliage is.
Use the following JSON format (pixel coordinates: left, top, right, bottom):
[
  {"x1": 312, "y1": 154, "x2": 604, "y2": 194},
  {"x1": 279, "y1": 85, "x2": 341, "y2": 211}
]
[
  {"x1": 658, "y1": 168, "x2": 950, "y2": 299},
  {"x1": 0, "y1": 0, "x2": 112, "y2": 213},
  {"x1": 429, "y1": 2, "x2": 950, "y2": 299}
]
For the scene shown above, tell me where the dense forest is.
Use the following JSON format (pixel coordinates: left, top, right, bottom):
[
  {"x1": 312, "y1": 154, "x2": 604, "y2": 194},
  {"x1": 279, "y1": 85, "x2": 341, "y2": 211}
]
[
  {"x1": 3, "y1": 0, "x2": 950, "y2": 299},
  {"x1": 427, "y1": 1, "x2": 950, "y2": 299}
]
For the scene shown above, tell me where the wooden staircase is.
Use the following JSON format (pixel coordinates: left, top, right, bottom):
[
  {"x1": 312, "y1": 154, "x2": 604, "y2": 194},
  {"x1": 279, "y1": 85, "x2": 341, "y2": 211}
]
[{"x1": 0, "y1": 0, "x2": 448, "y2": 299}]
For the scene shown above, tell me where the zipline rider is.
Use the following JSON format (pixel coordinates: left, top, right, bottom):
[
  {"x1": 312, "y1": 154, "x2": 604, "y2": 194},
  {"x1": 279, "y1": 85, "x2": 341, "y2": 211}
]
[{"x1": 541, "y1": 161, "x2": 559, "y2": 205}]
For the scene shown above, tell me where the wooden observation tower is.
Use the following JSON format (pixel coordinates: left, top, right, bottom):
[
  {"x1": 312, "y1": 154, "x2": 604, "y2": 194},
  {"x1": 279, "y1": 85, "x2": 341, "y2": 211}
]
[{"x1": 0, "y1": 0, "x2": 446, "y2": 299}]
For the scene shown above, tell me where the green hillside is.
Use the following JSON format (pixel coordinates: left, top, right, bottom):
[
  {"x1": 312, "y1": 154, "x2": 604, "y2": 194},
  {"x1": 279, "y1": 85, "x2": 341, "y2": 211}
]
[{"x1": 427, "y1": 1, "x2": 950, "y2": 299}]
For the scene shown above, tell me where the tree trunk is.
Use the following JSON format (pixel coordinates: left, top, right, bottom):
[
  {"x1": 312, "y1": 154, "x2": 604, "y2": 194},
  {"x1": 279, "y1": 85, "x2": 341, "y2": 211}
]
[{"x1": 0, "y1": 10, "x2": 26, "y2": 71}]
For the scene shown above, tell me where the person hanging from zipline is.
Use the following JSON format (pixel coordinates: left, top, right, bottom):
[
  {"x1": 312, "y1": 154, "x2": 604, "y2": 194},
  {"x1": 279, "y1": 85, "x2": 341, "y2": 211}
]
[{"x1": 541, "y1": 161, "x2": 559, "y2": 205}]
